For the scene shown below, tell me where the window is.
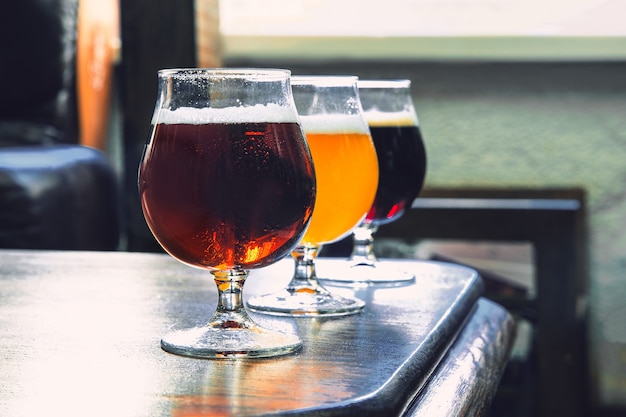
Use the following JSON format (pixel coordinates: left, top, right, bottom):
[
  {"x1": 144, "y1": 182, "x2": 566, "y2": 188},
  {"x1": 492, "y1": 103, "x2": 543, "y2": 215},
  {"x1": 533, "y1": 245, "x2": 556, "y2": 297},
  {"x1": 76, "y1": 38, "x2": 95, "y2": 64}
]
[{"x1": 219, "y1": 0, "x2": 626, "y2": 61}]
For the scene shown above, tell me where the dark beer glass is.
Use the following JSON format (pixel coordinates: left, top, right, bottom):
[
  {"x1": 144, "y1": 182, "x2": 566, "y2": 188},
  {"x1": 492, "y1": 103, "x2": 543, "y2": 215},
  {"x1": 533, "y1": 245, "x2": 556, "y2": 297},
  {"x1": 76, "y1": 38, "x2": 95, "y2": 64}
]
[
  {"x1": 329, "y1": 79, "x2": 427, "y2": 285},
  {"x1": 139, "y1": 69, "x2": 316, "y2": 358}
]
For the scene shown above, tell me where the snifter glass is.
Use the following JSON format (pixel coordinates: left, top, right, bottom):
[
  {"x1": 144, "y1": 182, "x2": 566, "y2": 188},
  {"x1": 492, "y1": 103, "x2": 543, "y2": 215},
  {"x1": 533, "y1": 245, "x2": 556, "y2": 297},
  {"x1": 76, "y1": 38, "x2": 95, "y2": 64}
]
[
  {"x1": 329, "y1": 79, "x2": 427, "y2": 285},
  {"x1": 138, "y1": 68, "x2": 316, "y2": 358},
  {"x1": 247, "y1": 75, "x2": 378, "y2": 316}
]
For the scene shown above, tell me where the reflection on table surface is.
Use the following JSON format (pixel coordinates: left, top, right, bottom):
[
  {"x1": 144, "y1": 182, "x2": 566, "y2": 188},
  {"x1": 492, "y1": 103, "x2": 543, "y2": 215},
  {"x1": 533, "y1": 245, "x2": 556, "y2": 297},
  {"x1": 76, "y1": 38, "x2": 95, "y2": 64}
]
[{"x1": 0, "y1": 250, "x2": 515, "y2": 417}]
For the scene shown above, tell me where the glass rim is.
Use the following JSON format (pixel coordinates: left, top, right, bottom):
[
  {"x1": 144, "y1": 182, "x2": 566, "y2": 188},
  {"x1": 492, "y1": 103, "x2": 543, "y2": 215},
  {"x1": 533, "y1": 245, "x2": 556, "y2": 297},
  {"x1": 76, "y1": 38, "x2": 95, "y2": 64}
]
[
  {"x1": 157, "y1": 67, "x2": 292, "y2": 80},
  {"x1": 291, "y1": 75, "x2": 359, "y2": 87},
  {"x1": 357, "y1": 79, "x2": 411, "y2": 89}
]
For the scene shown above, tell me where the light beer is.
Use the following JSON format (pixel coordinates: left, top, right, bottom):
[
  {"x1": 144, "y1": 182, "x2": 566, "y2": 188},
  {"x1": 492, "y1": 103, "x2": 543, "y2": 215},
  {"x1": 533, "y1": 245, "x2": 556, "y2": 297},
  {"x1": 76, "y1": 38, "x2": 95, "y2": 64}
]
[{"x1": 299, "y1": 113, "x2": 379, "y2": 245}]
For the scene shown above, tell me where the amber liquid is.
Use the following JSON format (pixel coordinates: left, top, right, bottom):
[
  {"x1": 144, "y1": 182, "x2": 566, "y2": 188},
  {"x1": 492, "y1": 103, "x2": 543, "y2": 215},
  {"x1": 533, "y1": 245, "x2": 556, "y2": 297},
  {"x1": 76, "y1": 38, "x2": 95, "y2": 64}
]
[
  {"x1": 301, "y1": 131, "x2": 379, "y2": 245},
  {"x1": 139, "y1": 122, "x2": 316, "y2": 270}
]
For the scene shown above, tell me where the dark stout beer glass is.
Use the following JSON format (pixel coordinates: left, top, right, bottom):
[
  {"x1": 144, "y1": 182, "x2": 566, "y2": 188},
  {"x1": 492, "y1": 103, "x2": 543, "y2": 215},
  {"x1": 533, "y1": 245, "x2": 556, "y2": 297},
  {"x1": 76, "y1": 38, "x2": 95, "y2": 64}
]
[
  {"x1": 139, "y1": 69, "x2": 315, "y2": 358},
  {"x1": 328, "y1": 79, "x2": 427, "y2": 285}
]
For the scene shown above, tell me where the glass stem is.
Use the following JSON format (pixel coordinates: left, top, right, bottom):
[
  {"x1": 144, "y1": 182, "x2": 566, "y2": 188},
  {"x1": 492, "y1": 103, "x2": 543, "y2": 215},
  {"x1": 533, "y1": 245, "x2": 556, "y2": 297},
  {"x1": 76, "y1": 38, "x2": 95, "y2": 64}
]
[
  {"x1": 350, "y1": 223, "x2": 379, "y2": 266},
  {"x1": 209, "y1": 268, "x2": 256, "y2": 329},
  {"x1": 286, "y1": 245, "x2": 329, "y2": 294}
]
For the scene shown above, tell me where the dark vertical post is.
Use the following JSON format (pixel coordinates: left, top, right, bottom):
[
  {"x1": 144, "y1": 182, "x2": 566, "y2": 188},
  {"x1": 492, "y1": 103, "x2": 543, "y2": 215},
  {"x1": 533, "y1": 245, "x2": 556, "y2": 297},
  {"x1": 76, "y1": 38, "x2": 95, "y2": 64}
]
[
  {"x1": 118, "y1": 0, "x2": 196, "y2": 251},
  {"x1": 532, "y1": 207, "x2": 589, "y2": 417}
]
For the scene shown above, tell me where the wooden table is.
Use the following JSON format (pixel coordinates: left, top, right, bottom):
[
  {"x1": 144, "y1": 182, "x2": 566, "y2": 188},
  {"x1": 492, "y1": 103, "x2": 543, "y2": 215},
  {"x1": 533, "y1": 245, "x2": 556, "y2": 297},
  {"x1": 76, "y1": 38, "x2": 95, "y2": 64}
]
[{"x1": 0, "y1": 250, "x2": 515, "y2": 416}]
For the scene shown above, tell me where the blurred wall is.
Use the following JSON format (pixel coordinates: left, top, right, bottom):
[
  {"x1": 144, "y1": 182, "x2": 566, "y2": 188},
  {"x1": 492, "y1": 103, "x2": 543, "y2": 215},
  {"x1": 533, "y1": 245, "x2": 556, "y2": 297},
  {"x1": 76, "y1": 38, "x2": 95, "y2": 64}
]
[{"x1": 227, "y1": 58, "x2": 626, "y2": 412}]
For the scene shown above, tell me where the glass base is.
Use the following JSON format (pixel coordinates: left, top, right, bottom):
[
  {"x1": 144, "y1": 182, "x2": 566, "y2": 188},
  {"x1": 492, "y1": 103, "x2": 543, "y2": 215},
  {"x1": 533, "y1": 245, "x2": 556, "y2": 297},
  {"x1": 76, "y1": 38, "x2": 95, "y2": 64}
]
[
  {"x1": 161, "y1": 324, "x2": 302, "y2": 359},
  {"x1": 247, "y1": 288, "x2": 365, "y2": 317},
  {"x1": 320, "y1": 262, "x2": 416, "y2": 287}
]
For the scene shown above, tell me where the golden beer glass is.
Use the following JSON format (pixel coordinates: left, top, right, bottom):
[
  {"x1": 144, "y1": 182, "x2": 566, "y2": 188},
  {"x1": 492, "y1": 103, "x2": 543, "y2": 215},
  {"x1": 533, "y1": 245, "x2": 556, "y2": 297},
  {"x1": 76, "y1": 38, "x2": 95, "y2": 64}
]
[{"x1": 247, "y1": 76, "x2": 378, "y2": 316}]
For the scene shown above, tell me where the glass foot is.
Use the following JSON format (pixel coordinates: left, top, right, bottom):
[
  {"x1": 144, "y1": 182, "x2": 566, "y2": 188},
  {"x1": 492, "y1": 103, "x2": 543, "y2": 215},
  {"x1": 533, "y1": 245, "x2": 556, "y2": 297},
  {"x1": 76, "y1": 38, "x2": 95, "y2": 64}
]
[
  {"x1": 161, "y1": 323, "x2": 302, "y2": 359},
  {"x1": 161, "y1": 268, "x2": 303, "y2": 359},
  {"x1": 341, "y1": 223, "x2": 416, "y2": 286},
  {"x1": 247, "y1": 288, "x2": 364, "y2": 317},
  {"x1": 320, "y1": 262, "x2": 416, "y2": 287}
]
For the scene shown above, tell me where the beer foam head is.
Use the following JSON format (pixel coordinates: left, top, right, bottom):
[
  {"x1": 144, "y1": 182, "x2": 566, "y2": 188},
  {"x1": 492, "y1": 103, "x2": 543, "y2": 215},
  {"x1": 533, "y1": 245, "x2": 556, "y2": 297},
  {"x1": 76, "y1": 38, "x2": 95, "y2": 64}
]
[
  {"x1": 154, "y1": 104, "x2": 299, "y2": 125},
  {"x1": 298, "y1": 114, "x2": 369, "y2": 134},
  {"x1": 363, "y1": 109, "x2": 419, "y2": 127}
]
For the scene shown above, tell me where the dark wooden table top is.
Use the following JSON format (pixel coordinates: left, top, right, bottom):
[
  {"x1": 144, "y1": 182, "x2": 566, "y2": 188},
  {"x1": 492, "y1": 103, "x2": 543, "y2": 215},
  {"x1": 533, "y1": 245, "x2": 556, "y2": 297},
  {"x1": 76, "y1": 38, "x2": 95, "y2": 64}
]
[{"x1": 0, "y1": 250, "x2": 515, "y2": 416}]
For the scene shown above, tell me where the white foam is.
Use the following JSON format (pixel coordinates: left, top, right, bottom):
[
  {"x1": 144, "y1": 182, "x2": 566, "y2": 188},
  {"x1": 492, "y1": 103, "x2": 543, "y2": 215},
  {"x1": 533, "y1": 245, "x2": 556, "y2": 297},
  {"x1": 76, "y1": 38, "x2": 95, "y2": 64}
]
[
  {"x1": 363, "y1": 109, "x2": 419, "y2": 127},
  {"x1": 153, "y1": 104, "x2": 299, "y2": 125},
  {"x1": 298, "y1": 114, "x2": 370, "y2": 134}
]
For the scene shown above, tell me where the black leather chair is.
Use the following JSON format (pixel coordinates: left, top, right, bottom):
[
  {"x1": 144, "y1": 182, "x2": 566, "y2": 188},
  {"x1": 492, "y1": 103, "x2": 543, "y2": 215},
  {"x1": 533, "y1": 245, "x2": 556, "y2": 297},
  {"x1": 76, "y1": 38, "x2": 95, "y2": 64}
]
[{"x1": 0, "y1": 0, "x2": 120, "y2": 250}]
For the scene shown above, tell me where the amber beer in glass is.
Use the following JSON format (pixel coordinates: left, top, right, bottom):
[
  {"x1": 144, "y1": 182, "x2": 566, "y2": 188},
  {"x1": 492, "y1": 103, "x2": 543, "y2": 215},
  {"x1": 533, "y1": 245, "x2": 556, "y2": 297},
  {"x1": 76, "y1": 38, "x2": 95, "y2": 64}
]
[
  {"x1": 299, "y1": 117, "x2": 379, "y2": 245},
  {"x1": 139, "y1": 68, "x2": 315, "y2": 358},
  {"x1": 247, "y1": 76, "x2": 378, "y2": 316},
  {"x1": 142, "y1": 120, "x2": 314, "y2": 270}
]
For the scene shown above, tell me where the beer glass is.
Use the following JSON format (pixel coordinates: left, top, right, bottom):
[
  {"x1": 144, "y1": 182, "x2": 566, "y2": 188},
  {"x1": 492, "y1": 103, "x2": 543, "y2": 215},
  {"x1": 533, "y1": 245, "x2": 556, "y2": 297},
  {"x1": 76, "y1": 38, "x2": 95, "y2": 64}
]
[
  {"x1": 330, "y1": 80, "x2": 427, "y2": 285},
  {"x1": 246, "y1": 76, "x2": 378, "y2": 315},
  {"x1": 139, "y1": 69, "x2": 316, "y2": 358}
]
